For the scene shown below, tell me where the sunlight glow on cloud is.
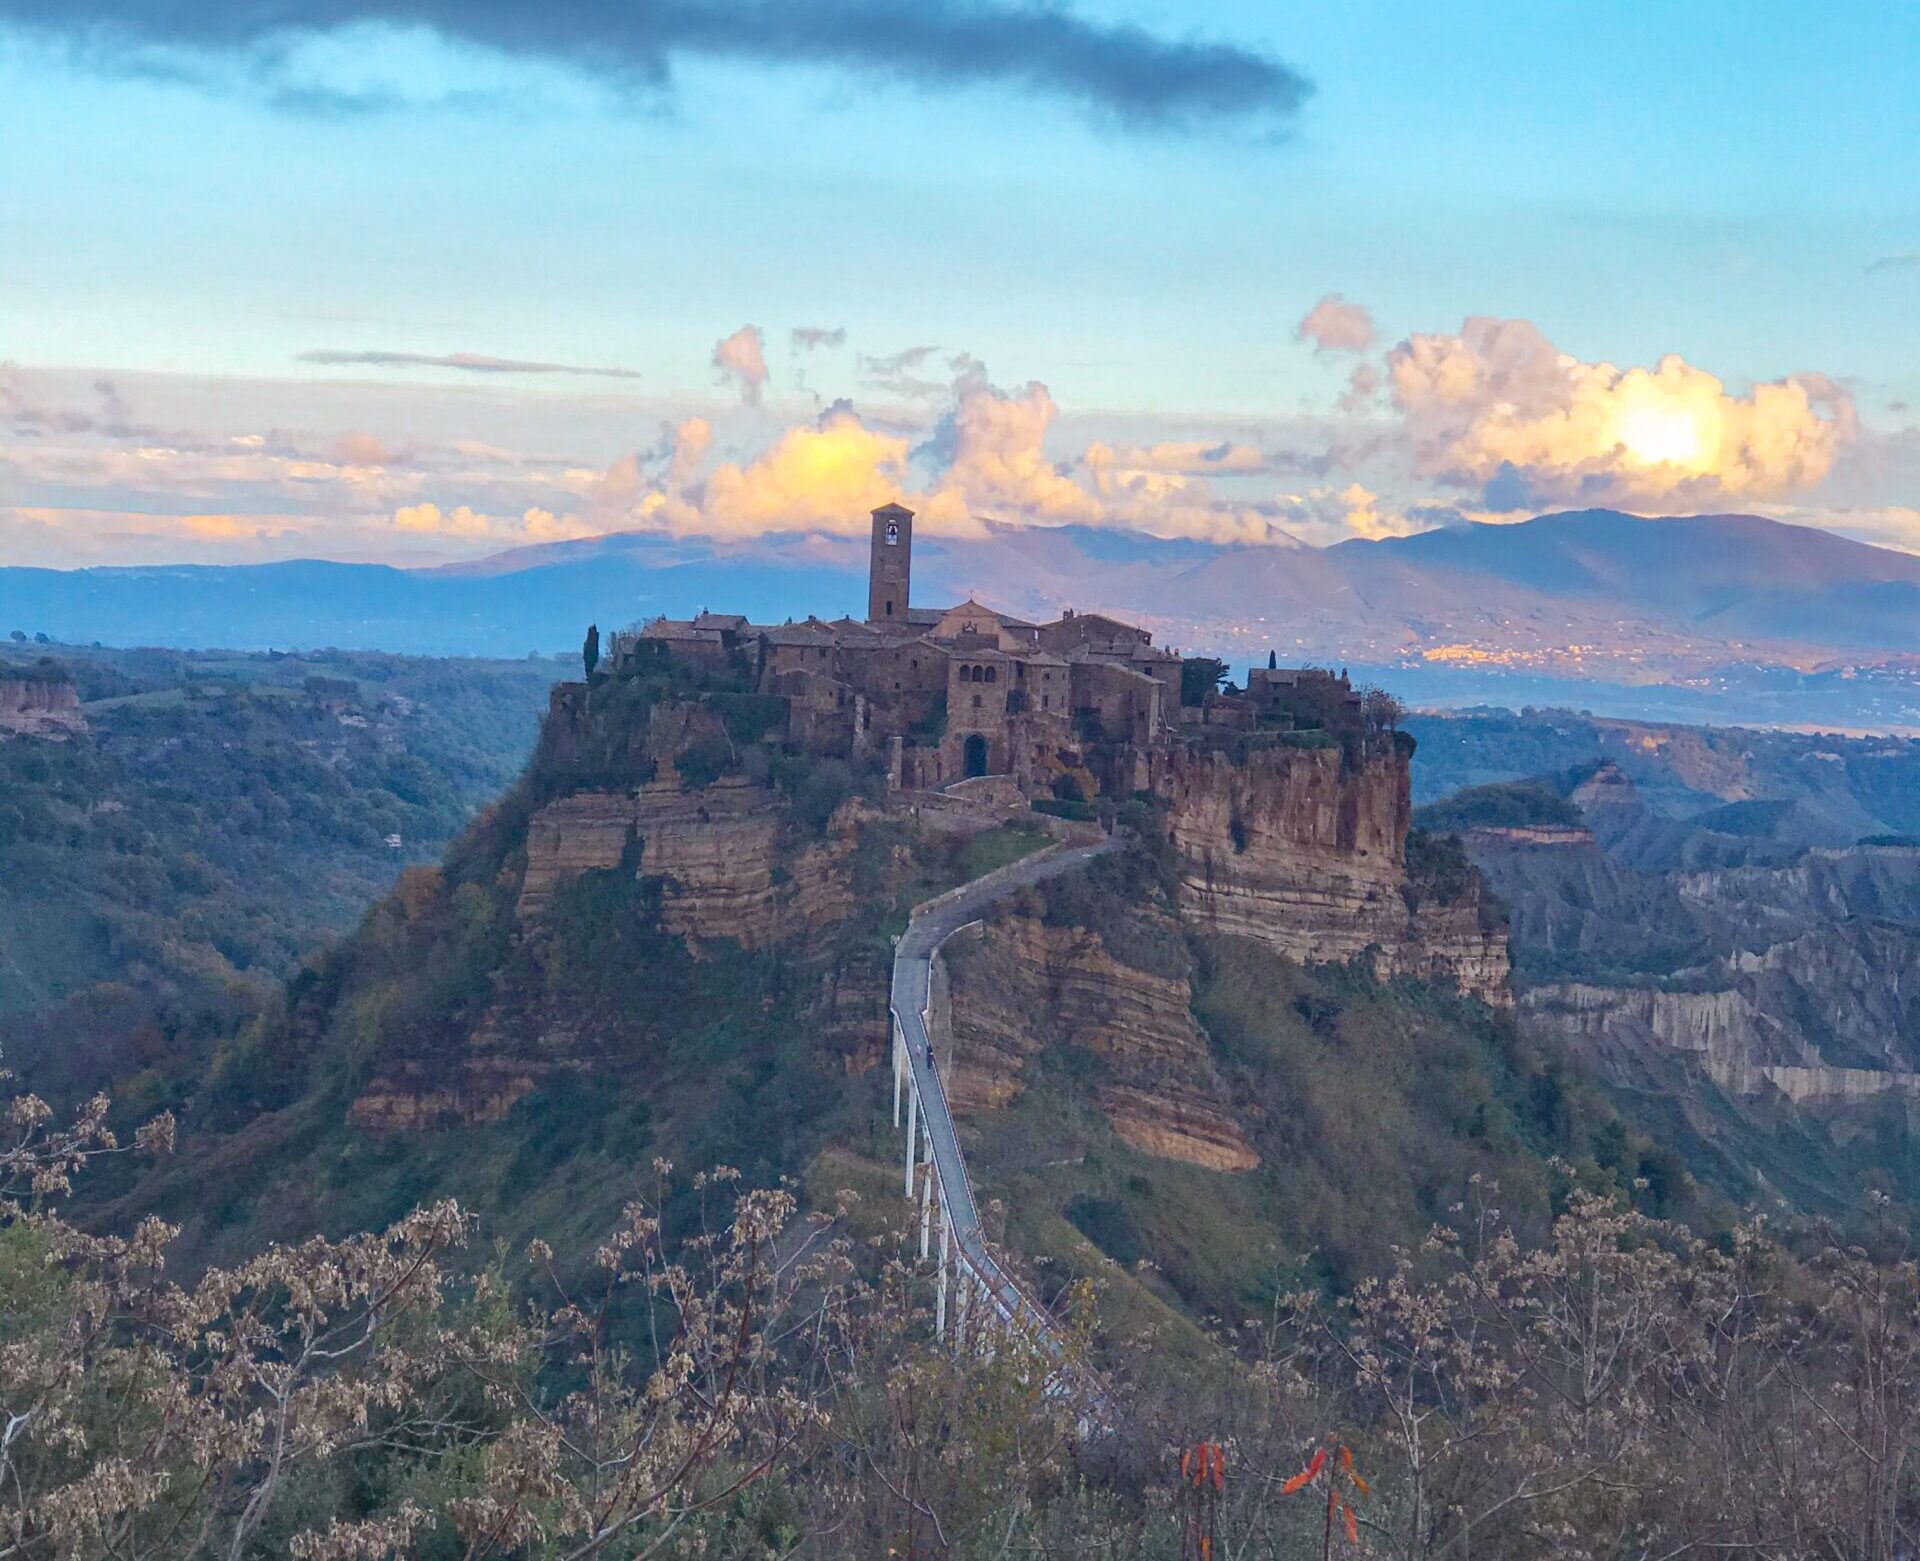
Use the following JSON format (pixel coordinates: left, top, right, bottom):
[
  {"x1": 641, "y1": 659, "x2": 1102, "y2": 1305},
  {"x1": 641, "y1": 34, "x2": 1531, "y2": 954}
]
[
  {"x1": 1381, "y1": 316, "x2": 1854, "y2": 509},
  {"x1": 609, "y1": 366, "x2": 1299, "y2": 546},
  {"x1": 0, "y1": 319, "x2": 1890, "y2": 568},
  {"x1": 392, "y1": 501, "x2": 599, "y2": 543}
]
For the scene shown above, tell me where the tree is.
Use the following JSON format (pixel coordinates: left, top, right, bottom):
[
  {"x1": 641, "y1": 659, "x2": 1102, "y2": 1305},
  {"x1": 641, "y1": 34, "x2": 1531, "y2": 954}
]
[
  {"x1": 583, "y1": 622, "x2": 601, "y2": 682},
  {"x1": 1181, "y1": 657, "x2": 1229, "y2": 707},
  {"x1": 1268, "y1": 650, "x2": 1278, "y2": 670}
]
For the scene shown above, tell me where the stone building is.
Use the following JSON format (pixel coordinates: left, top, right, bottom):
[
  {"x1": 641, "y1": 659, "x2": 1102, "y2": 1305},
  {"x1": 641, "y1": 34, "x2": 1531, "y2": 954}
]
[{"x1": 612, "y1": 500, "x2": 1199, "y2": 795}]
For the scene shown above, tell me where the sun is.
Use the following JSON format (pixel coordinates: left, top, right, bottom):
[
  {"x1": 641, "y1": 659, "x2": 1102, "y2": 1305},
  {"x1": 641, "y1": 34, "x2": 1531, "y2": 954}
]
[{"x1": 1616, "y1": 404, "x2": 1709, "y2": 469}]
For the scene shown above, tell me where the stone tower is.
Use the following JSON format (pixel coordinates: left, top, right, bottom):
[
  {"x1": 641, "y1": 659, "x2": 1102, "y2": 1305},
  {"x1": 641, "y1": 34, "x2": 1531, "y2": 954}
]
[{"x1": 867, "y1": 502, "x2": 914, "y2": 625}]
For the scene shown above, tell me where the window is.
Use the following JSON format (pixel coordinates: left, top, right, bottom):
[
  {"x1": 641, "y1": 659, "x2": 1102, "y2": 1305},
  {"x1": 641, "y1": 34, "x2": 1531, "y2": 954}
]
[
  {"x1": 971, "y1": 694, "x2": 982, "y2": 709},
  {"x1": 885, "y1": 600, "x2": 893, "y2": 616},
  {"x1": 1041, "y1": 695, "x2": 1050, "y2": 710},
  {"x1": 984, "y1": 666, "x2": 996, "y2": 684},
  {"x1": 885, "y1": 520, "x2": 899, "y2": 545}
]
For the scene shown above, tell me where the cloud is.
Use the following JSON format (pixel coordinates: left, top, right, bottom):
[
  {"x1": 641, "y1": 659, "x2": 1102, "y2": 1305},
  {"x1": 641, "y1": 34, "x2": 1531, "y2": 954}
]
[
  {"x1": 1079, "y1": 439, "x2": 1268, "y2": 476},
  {"x1": 1810, "y1": 505, "x2": 1920, "y2": 556},
  {"x1": 790, "y1": 326, "x2": 847, "y2": 353},
  {"x1": 1383, "y1": 316, "x2": 1854, "y2": 508},
  {"x1": 329, "y1": 430, "x2": 401, "y2": 466},
  {"x1": 392, "y1": 501, "x2": 599, "y2": 543},
  {"x1": 298, "y1": 349, "x2": 642, "y2": 379},
  {"x1": 857, "y1": 344, "x2": 946, "y2": 398},
  {"x1": 711, "y1": 325, "x2": 770, "y2": 407},
  {"x1": 1866, "y1": 254, "x2": 1920, "y2": 275},
  {"x1": 2, "y1": 365, "x2": 159, "y2": 439},
  {"x1": 6, "y1": 0, "x2": 1310, "y2": 131},
  {"x1": 1272, "y1": 483, "x2": 1426, "y2": 546},
  {"x1": 1295, "y1": 294, "x2": 1376, "y2": 356},
  {"x1": 611, "y1": 359, "x2": 1299, "y2": 545},
  {"x1": 633, "y1": 404, "x2": 911, "y2": 539}
]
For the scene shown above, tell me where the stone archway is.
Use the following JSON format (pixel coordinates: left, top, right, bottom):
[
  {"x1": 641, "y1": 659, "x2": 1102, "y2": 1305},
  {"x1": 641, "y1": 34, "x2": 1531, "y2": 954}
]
[{"x1": 963, "y1": 733, "x2": 989, "y2": 778}]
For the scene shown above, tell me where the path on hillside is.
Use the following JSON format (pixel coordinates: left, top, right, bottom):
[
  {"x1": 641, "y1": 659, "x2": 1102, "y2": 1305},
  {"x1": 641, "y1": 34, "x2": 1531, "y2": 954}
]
[{"x1": 889, "y1": 834, "x2": 1120, "y2": 1357}]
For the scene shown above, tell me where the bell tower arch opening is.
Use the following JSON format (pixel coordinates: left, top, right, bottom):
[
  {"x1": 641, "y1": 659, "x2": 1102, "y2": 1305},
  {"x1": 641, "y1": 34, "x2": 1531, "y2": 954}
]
[{"x1": 867, "y1": 502, "x2": 914, "y2": 626}]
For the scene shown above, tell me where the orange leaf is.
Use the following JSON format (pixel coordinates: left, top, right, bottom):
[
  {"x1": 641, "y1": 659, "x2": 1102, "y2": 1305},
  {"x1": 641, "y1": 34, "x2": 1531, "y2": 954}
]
[
  {"x1": 1345, "y1": 1505, "x2": 1359, "y2": 1545},
  {"x1": 1339, "y1": 1445, "x2": 1354, "y2": 1472},
  {"x1": 1306, "y1": 1447, "x2": 1328, "y2": 1479},
  {"x1": 1353, "y1": 1474, "x2": 1371, "y2": 1497},
  {"x1": 1281, "y1": 1470, "x2": 1312, "y2": 1496}
]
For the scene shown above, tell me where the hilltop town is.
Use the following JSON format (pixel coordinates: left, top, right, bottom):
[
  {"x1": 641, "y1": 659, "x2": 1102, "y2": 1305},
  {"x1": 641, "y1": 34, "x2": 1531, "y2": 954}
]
[{"x1": 611, "y1": 501, "x2": 1387, "y2": 802}]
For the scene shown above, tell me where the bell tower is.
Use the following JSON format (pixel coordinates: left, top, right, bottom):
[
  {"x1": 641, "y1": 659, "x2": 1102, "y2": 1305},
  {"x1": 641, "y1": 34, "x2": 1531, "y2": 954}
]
[{"x1": 867, "y1": 502, "x2": 913, "y2": 626}]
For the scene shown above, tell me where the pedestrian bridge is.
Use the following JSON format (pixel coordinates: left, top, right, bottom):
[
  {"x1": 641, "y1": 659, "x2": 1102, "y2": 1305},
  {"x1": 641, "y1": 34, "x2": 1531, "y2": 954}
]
[{"x1": 887, "y1": 836, "x2": 1119, "y2": 1394}]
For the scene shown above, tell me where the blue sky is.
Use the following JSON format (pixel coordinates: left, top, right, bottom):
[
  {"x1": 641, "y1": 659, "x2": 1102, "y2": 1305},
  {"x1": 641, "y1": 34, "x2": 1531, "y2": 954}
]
[{"x1": 1, "y1": 1, "x2": 1917, "y2": 565}]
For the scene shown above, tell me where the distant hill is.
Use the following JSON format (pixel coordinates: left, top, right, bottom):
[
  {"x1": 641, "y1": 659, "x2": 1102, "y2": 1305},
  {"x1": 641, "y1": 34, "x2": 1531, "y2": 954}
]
[
  {"x1": 3, "y1": 510, "x2": 1918, "y2": 726},
  {"x1": 1362, "y1": 509, "x2": 1920, "y2": 650}
]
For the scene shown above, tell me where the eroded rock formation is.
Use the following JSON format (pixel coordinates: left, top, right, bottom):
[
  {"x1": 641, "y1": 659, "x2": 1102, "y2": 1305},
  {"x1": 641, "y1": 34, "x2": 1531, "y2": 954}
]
[
  {"x1": 1, "y1": 677, "x2": 84, "y2": 737},
  {"x1": 1151, "y1": 744, "x2": 1511, "y2": 1005},
  {"x1": 519, "y1": 777, "x2": 860, "y2": 944},
  {"x1": 944, "y1": 910, "x2": 1258, "y2": 1173},
  {"x1": 1470, "y1": 801, "x2": 1920, "y2": 1107}
]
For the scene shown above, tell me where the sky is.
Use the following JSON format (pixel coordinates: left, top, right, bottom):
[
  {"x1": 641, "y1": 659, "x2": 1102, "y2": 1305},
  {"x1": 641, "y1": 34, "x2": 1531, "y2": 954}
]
[{"x1": 2, "y1": 0, "x2": 1917, "y2": 567}]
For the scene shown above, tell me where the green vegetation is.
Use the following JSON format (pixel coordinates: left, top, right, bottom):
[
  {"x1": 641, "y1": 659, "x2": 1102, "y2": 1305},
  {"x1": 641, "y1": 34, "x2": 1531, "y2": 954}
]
[
  {"x1": 1414, "y1": 774, "x2": 1584, "y2": 832},
  {"x1": 970, "y1": 929, "x2": 1710, "y2": 1330},
  {"x1": 1179, "y1": 655, "x2": 1229, "y2": 705},
  {"x1": 0, "y1": 645, "x2": 558, "y2": 1105}
]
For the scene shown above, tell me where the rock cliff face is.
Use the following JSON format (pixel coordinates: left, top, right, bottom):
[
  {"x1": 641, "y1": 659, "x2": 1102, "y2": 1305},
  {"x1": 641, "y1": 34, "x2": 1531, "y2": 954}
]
[
  {"x1": 0, "y1": 677, "x2": 84, "y2": 737},
  {"x1": 518, "y1": 777, "x2": 859, "y2": 944},
  {"x1": 945, "y1": 910, "x2": 1259, "y2": 1173},
  {"x1": 1151, "y1": 744, "x2": 1510, "y2": 1005},
  {"x1": 1468, "y1": 800, "x2": 1920, "y2": 1107},
  {"x1": 1523, "y1": 920, "x2": 1920, "y2": 1103}
]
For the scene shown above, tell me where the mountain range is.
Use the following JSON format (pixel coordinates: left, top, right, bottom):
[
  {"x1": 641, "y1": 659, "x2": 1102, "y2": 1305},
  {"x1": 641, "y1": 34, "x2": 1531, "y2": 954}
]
[{"x1": 4, "y1": 509, "x2": 1917, "y2": 726}]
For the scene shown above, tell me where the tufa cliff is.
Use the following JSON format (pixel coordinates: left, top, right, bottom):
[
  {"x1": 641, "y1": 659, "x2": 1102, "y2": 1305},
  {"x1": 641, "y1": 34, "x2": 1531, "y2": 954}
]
[
  {"x1": 943, "y1": 908, "x2": 1259, "y2": 1173},
  {"x1": 1148, "y1": 742, "x2": 1510, "y2": 1005},
  {"x1": 1, "y1": 672, "x2": 84, "y2": 737},
  {"x1": 1453, "y1": 760, "x2": 1920, "y2": 1114}
]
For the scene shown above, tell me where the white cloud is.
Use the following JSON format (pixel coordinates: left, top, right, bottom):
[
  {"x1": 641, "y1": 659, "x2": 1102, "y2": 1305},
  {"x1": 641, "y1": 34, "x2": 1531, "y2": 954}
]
[
  {"x1": 1296, "y1": 293, "x2": 1376, "y2": 355},
  {"x1": 711, "y1": 325, "x2": 769, "y2": 407},
  {"x1": 392, "y1": 502, "x2": 599, "y2": 543},
  {"x1": 1273, "y1": 483, "x2": 1426, "y2": 546},
  {"x1": 1385, "y1": 316, "x2": 1854, "y2": 508}
]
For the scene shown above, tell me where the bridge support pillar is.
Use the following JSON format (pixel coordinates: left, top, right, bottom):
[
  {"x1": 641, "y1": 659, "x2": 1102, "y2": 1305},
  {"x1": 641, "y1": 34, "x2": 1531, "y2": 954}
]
[
  {"x1": 904, "y1": 1079, "x2": 918, "y2": 1199},
  {"x1": 892, "y1": 1021, "x2": 904, "y2": 1128},
  {"x1": 935, "y1": 1202, "x2": 951, "y2": 1339},
  {"x1": 918, "y1": 1137, "x2": 934, "y2": 1260}
]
